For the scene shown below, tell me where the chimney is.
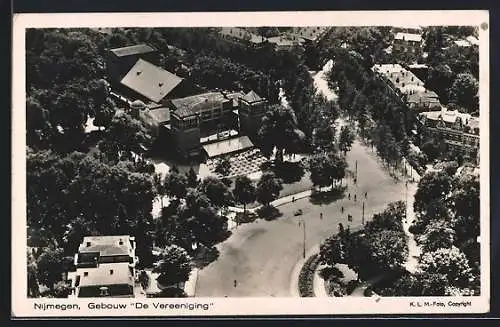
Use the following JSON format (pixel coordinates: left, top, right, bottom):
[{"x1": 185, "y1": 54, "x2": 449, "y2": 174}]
[
  {"x1": 84, "y1": 272, "x2": 89, "y2": 277},
  {"x1": 110, "y1": 269, "x2": 114, "y2": 275},
  {"x1": 86, "y1": 242, "x2": 91, "y2": 247}
]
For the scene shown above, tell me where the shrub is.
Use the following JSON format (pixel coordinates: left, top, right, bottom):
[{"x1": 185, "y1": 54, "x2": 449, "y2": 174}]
[
  {"x1": 235, "y1": 211, "x2": 258, "y2": 225},
  {"x1": 346, "y1": 279, "x2": 359, "y2": 295},
  {"x1": 256, "y1": 205, "x2": 282, "y2": 220},
  {"x1": 298, "y1": 254, "x2": 320, "y2": 297}
]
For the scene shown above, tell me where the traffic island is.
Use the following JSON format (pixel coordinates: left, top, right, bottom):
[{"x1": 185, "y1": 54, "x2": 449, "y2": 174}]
[{"x1": 298, "y1": 253, "x2": 320, "y2": 297}]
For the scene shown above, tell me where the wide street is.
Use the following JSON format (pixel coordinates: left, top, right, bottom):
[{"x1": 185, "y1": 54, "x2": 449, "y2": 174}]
[{"x1": 195, "y1": 138, "x2": 413, "y2": 297}]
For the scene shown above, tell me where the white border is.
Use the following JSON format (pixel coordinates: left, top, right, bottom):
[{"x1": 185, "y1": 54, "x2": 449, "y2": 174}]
[{"x1": 12, "y1": 11, "x2": 490, "y2": 317}]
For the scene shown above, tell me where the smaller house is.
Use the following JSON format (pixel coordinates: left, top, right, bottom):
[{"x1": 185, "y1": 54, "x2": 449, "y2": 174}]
[
  {"x1": 74, "y1": 262, "x2": 135, "y2": 298},
  {"x1": 394, "y1": 32, "x2": 422, "y2": 43},
  {"x1": 69, "y1": 235, "x2": 138, "y2": 298}
]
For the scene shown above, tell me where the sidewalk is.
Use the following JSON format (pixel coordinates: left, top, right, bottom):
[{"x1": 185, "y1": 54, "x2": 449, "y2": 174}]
[
  {"x1": 184, "y1": 268, "x2": 199, "y2": 297},
  {"x1": 313, "y1": 265, "x2": 329, "y2": 297}
]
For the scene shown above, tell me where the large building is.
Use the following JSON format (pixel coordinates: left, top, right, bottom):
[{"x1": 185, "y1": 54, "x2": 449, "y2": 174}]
[
  {"x1": 161, "y1": 90, "x2": 268, "y2": 160},
  {"x1": 69, "y1": 236, "x2": 138, "y2": 298},
  {"x1": 418, "y1": 108, "x2": 479, "y2": 163},
  {"x1": 119, "y1": 59, "x2": 193, "y2": 104},
  {"x1": 106, "y1": 44, "x2": 160, "y2": 84},
  {"x1": 373, "y1": 64, "x2": 441, "y2": 110}
]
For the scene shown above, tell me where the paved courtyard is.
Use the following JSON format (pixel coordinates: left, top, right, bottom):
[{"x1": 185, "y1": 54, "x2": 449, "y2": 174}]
[{"x1": 195, "y1": 139, "x2": 413, "y2": 297}]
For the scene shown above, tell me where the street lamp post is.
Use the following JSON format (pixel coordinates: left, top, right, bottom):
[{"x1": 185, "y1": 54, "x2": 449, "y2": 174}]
[
  {"x1": 355, "y1": 160, "x2": 358, "y2": 182},
  {"x1": 362, "y1": 202, "x2": 365, "y2": 225},
  {"x1": 405, "y1": 181, "x2": 408, "y2": 221},
  {"x1": 299, "y1": 220, "x2": 306, "y2": 259}
]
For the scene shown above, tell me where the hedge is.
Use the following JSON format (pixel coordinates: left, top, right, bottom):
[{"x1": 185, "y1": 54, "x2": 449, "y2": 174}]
[{"x1": 298, "y1": 253, "x2": 320, "y2": 297}]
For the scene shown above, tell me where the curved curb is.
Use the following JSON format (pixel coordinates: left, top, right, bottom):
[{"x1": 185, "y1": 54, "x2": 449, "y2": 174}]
[{"x1": 289, "y1": 245, "x2": 319, "y2": 297}]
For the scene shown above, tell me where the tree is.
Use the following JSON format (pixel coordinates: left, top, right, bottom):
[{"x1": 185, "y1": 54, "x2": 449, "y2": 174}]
[
  {"x1": 98, "y1": 112, "x2": 153, "y2": 162},
  {"x1": 319, "y1": 224, "x2": 350, "y2": 267},
  {"x1": 448, "y1": 73, "x2": 479, "y2": 113},
  {"x1": 153, "y1": 245, "x2": 192, "y2": 288},
  {"x1": 364, "y1": 201, "x2": 405, "y2": 234},
  {"x1": 450, "y1": 175, "x2": 480, "y2": 270},
  {"x1": 363, "y1": 229, "x2": 408, "y2": 275},
  {"x1": 258, "y1": 105, "x2": 302, "y2": 163},
  {"x1": 256, "y1": 172, "x2": 283, "y2": 207},
  {"x1": 309, "y1": 154, "x2": 333, "y2": 190},
  {"x1": 185, "y1": 167, "x2": 199, "y2": 188},
  {"x1": 328, "y1": 153, "x2": 348, "y2": 186},
  {"x1": 93, "y1": 100, "x2": 115, "y2": 130},
  {"x1": 419, "y1": 247, "x2": 473, "y2": 289},
  {"x1": 36, "y1": 247, "x2": 65, "y2": 290},
  {"x1": 180, "y1": 189, "x2": 228, "y2": 248},
  {"x1": 309, "y1": 153, "x2": 347, "y2": 190},
  {"x1": 164, "y1": 171, "x2": 188, "y2": 200},
  {"x1": 425, "y1": 64, "x2": 453, "y2": 104},
  {"x1": 214, "y1": 157, "x2": 231, "y2": 177},
  {"x1": 233, "y1": 176, "x2": 256, "y2": 213},
  {"x1": 153, "y1": 173, "x2": 167, "y2": 208},
  {"x1": 198, "y1": 176, "x2": 233, "y2": 208},
  {"x1": 27, "y1": 252, "x2": 40, "y2": 298},
  {"x1": 413, "y1": 171, "x2": 454, "y2": 216},
  {"x1": 420, "y1": 220, "x2": 456, "y2": 253},
  {"x1": 53, "y1": 281, "x2": 72, "y2": 298},
  {"x1": 339, "y1": 125, "x2": 355, "y2": 155},
  {"x1": 312, "y1": 116, "x2": 336, "y2": 151}
]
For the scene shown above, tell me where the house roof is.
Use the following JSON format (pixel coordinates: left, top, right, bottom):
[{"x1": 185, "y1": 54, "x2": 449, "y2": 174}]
[
  {"x1": 77, "y1": 262, "x2": 134, "y2": 287},
  {"x1": 144, "y1": 107, "x2": 171, "y2": 124},
  {"x1": 420, "y1": 108, "x2": 479, "y2": 130},
  {"x1": 394, "y1": 32, "x2": 422, "y2": 42},
  {"x1": 454, "y1": 39, "x2": 471, "y2": 47},
  {"x1": 202, "y1": 136, "x2": 254, "y2": 158},
  {"x1": 225, "y1": 91, "x2": 246, "y2": 106},
  {"x1": 110, "y1": 44, "x2": 157, "y2": 57},
  {"x1": 288, "y1": 26, "x2": 329, "y2": 41},
  {"x1": 120, "y1": 59, "x2": 183, "y2": 103},
  {"x1": 241, "y1": 90, "x2": 264, "y2": 103},
  {"x1": 79, "y1": 235, "x2": 134, "y2": 256},
  {"x1": 219, "y1": 27, "x2": 266, "y2": 44},
  {"x1": 171, "y1": 92, "x2": 230, "y2": 118},
  {"x1": 466, "y1": 35, "x2": 479, "y2": 46}
]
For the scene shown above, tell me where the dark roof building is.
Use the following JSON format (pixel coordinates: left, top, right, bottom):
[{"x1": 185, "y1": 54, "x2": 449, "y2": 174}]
[
  {"x1": 110, "y1": 44, "x2": 157, "y2": 57},
  {"x1": 106, "y1": 44, "x2": 160, "y2": 84}
]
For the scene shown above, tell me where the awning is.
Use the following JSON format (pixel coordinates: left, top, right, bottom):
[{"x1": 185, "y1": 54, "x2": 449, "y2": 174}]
[{"x1": 202, "y1": 136, "x2": 254, "y2": 158}]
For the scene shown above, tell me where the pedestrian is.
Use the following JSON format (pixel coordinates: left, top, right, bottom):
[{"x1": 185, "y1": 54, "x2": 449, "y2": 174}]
[
  {"x1": 365, "y1": 191, "x2": 367, "y2": 199},
  {"x1": 348, "y1": 193, "x2": 351, "y2": 200},
  {"x1": 354, "y1": 194, "x2": 357, "y2": 202},
  {"x1": 354, "y1": 178, "x2": 357, "y2": 184},
  {"x1": 341, "y1": 206, "x2": 344, "y2": 213},
  {"x1": 234, "y1": 280, "x2": 237, "y2": 288},
  {"x1": 292, "y1": 196, "x2": 295, "y2": 203},
  {"x1": 320, "y1": 212, "x2": 323, "y2": 220}
]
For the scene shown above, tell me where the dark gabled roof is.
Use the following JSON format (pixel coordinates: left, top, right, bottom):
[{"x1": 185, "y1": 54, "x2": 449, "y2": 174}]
[
  {"x1": 241, "y1": 90, "x2": 263, "y2": 103},
  {"x1": 120, "y1": 59, "x2": 183, "y2": 103},
  {"x1": 110, "y1": 44, "x2": 157, "y2": 57}
]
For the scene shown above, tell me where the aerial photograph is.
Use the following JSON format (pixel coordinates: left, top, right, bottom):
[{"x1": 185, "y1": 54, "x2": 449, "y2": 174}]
[{"x1": 25, "y1": 25, "x2": 480, "y2": 299}]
